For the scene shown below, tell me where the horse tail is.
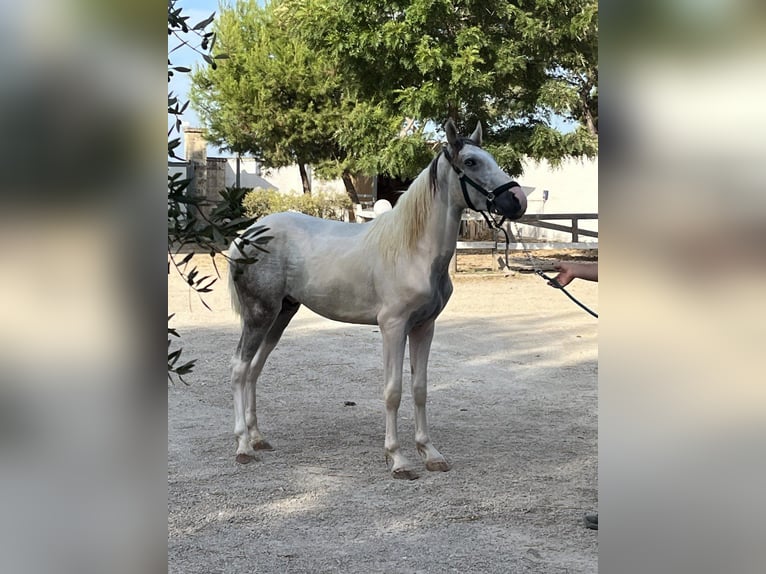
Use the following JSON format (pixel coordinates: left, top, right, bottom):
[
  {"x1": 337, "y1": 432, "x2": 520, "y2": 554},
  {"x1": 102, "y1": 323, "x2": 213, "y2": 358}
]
[{"x1": 227, "y1": 242, "x2": 242, "y2": 319}]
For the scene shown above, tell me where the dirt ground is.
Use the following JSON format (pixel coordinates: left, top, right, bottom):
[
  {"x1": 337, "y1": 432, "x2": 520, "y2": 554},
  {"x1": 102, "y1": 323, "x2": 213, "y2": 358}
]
[{"x1": 168, "y1": 252, "x2": 598, "y2": 574}]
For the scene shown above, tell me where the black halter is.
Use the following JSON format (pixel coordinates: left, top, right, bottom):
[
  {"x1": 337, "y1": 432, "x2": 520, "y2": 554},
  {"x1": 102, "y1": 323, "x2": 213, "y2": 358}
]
[{"x1": 442, "y1": 143, "x2": 520, "y2": 229}]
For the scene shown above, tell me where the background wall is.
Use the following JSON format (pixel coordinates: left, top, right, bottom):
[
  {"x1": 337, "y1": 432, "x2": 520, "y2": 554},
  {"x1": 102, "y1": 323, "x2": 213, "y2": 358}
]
[
  {"x1": 516, "y1": 157, "x2": 598, "y2": 242},
  {"x1": 174, "y1": 126, "x2": 598, "y2": 241}
]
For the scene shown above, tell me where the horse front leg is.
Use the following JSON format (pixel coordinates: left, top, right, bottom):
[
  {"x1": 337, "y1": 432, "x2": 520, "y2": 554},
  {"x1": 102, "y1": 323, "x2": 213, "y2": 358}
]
[
  {"x1": 380, "y1": 321, "x2": 418, "y2": 480},
  {"x1": 409, "y1": 320, "x2": 450, "y2": 472}
]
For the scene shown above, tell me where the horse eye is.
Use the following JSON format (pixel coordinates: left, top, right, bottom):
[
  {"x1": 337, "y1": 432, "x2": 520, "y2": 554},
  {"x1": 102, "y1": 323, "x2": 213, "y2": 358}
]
[{"x1": 464, "y1": 158, "x2": 476, "y2": 167}]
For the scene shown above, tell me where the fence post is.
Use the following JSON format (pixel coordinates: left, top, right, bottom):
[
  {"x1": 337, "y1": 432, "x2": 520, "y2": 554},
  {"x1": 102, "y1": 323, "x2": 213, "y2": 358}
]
[{"x1": 572, "y1": 217, "x2": 579, "y2": 242}]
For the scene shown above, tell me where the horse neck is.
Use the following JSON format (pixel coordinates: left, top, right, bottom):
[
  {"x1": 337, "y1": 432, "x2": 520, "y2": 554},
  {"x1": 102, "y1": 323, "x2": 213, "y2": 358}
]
[
  {"x1": 371, "y1": 158, "x2": 464, "y2": 269},
  {"x1": 417, "y1": 181, "x2": 464, "y2": 267}
]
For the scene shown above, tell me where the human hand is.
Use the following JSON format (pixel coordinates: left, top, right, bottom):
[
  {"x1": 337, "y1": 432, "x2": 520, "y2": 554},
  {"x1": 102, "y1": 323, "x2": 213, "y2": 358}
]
[
  {"x1": 548, "y1": 261, "x2": 598, "y2": 288},
  {"x1": 549, "y1": 262, "x2": 576, "y2": 288}
]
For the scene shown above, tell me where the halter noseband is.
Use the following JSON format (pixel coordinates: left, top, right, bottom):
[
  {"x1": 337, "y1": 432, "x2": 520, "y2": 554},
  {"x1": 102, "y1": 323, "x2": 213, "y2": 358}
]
[{"x1": 442, "y1": 143, "x2": 520, "y2": 229}]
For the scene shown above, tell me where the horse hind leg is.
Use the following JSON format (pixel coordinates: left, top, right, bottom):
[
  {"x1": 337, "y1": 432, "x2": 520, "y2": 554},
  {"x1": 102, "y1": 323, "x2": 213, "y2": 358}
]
[
  {"x1": 231, "y1": 301, "x2": 282, "y2": 464},
  {"x1": 231, "y1": 335, "x2": 258, "y2": 464},
  {"x1": 244, "y1": 297, "x2": 301, "y2": 452}
]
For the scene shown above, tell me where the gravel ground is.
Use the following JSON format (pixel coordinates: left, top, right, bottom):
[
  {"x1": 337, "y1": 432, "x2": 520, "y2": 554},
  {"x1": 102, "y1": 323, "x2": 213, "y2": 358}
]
[{"x1": 169, "y1": 255, "x2": 598, "y2": 573}]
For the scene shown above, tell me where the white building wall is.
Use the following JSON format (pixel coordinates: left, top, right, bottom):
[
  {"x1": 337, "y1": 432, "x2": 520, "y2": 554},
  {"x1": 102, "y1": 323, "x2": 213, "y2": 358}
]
[
  {"x1": 174, "y1": 133, "x2": 598, "y2": 243},
  {"x1": 223, "y1": 158, "x2": 276, "y2": 190},
  {"x1": 515, "y1": 157, "x2": 598, "y2": 242},
  {"x1": 257, "y1": 164, "x2": 346, "y2": 196},
  {"x1": 248, "y1": 157, "x2": 598, "y2": 242}
]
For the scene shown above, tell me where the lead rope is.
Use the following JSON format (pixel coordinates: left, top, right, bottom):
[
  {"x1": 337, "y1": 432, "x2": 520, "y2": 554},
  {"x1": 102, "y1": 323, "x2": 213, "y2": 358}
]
[{"x1": 501, "y1": 221, "x2": 598, "y2": 319}]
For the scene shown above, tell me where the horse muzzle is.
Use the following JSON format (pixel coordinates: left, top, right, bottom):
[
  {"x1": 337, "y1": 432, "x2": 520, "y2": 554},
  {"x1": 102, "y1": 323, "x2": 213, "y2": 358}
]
[{"x1": 488, "y1": 182, "x2": 527, "y2": 220}]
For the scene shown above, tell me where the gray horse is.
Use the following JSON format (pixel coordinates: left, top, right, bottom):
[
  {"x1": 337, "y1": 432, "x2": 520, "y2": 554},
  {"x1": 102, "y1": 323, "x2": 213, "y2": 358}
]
[{"x1": 227, "y1": 120, "x2": 527, "y2": 478}]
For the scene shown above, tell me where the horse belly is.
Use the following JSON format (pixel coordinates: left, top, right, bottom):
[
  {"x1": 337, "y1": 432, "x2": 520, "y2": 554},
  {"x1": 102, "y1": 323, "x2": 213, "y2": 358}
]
[
  {"x1": 296, "y1": 286, "x2": 379, "y2": 325},
  {"x1": 286, "y1": 255, "x2": 380, "y2": 325}
]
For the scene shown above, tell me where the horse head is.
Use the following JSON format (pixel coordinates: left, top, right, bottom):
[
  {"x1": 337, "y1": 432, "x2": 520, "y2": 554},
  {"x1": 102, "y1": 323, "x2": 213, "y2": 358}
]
[{"x1": 443, "y1": 119, "x2": 527, "y2": 221}]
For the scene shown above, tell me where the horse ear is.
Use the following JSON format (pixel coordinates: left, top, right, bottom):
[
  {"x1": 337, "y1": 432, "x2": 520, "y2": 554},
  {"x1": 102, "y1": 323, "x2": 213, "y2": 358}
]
[
  {"x1": 445, "y1": 118, "x2": 459, "y2": 147},
  {"x1": 470, "y1": 122, "x2": 483, "y2": 146}
]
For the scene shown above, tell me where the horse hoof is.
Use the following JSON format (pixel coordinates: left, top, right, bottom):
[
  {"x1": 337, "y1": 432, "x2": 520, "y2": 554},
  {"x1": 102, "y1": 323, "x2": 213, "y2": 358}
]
[
  {"x1": 426, "y1": 460, "x2": 451, "y2": 472},
  {"x1": 252, "y1": 440, "x2": 274, "y2": 451},
  {"x1": 235, "y1": 453, "x2": 257, "y2": 464},
  {"x1": 392, "y1": 468, "x2": 419, "y2": 480}
]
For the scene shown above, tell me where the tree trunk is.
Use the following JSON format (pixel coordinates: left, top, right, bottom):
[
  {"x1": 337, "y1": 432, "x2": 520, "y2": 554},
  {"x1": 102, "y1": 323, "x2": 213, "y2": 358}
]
[
  {"x1": 581, "y1": 91, "x2": 598, "y2": 136},
  {"x1": 582, "y1": 105, "x2": 597, "y2": 136},
  {"x1": 298, "y1": 162, "x2": 311, "y2": 195},
  {"x1": 341, "y1": 171, "x2": 359, "y2": 223}
]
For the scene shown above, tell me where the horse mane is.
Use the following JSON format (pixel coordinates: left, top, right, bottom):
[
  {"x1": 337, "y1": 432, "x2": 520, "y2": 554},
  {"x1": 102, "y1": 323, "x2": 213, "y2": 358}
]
[{"x1": 363, "y1": 156, "x2": 440, "y2": 261}]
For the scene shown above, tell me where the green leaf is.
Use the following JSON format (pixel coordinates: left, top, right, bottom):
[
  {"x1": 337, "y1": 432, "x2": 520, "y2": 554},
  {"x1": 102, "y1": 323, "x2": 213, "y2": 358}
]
[
  {"x1": 193, "y1": 13, "x2": 216, "y2": 31},
  {"x1": 178, "y1": 252, "x2": 194, "y2": 267}
]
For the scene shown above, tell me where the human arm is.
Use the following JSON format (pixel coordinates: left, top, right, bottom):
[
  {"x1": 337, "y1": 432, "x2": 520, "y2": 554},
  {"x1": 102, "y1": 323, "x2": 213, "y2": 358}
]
[{"x1": 549, "y1": 261, "x2": 598, "y2": 288}]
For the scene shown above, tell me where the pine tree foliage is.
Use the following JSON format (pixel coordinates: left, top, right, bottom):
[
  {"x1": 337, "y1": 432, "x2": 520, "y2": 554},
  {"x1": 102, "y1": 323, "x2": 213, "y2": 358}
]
[{"x1": 191, "y1": 0, "x2": 597, "y2": 181}]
